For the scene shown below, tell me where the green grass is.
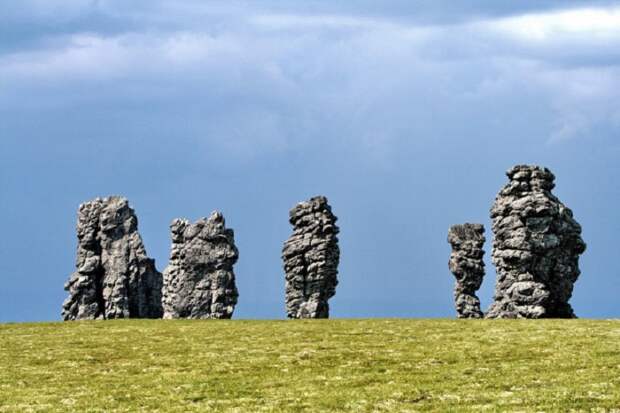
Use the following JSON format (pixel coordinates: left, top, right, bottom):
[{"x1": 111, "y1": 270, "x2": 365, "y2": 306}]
[{"x1": 1, "y1": 319, "x2": 619, "y2": 412}]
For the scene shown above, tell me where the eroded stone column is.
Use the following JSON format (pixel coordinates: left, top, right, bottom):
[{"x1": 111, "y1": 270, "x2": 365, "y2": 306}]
[
  {"x1": 62, "y1": 196, "x2": 163, "y2": 320},
  {"x1": 486, "y1": 165, "x2": 586, "y2": 318},
  {"x1": 283, "y1": 196, "x2": 340, "y2": 319},
  {"x1": 162, "y1": 211, "x2": 239, "y2": 319},
  {"x1": 448, "y1": 223, "x2": 485, "y2": 318}
]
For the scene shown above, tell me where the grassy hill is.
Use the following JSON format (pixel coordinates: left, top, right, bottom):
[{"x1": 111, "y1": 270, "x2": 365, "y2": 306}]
[{"x1": 1, "y1": 319, "x2": 619, "y2": 412}]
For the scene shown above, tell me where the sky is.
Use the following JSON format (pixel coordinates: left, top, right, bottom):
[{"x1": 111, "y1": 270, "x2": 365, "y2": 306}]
[{"x1": 1, "y1": 0, "x2": 619, "y2": 322}]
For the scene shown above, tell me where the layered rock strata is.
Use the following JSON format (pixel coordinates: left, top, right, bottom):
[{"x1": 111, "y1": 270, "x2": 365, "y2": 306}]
[
  {"x1": 62, "y1": 196, "x2": 163, "y2": 320},
  {"x1": 486, "y1": 165, "x2": 586, "y2": 318},
  {"x1": 162, "y1": 211, "x2": 239, "y2": 319},
  {"x1": 283, "y1": 196, "x2": 340, "y2": 319},
  {"x1": 448, "y1": 223, "x2": 485, "y2": 318}
]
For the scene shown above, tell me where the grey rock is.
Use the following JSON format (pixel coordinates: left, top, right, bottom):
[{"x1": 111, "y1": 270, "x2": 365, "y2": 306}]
[
  {"x1": 162, "y1": 211, "x2": 239, "y2": 319},
  {"x1": 283, "y1": 196, "x2": 340, "y2": 319},
  {"x1": 448, "y1": 223, "x2": 485, "y2": 318},
  {"x1": 486, "y1": 165, "x2": 586, "y2": 318},
  {"x1": 62, "y1": 196, "x2": 163, "y2": 320}
]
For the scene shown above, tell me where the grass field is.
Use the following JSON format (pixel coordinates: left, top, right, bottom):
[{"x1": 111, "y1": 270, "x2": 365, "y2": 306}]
[{"x1": 1, "y1": 319, "x2": 619, "y2": 412}]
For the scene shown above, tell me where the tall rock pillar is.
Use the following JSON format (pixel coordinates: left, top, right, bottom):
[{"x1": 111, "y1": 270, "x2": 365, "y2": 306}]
[
  {"x1": 62, "y1": 196, "x2": 163, "y2": 320},
  {"x1": 283, "y1": 196, "x2": 340, "y2": 319},
  {"x1": 162, "y1": 211, "x2": 239, "y2": 319},
  {"x1": 448, "y1": 223, "x2": 485, "y2": 318},
  {"x1": 486, "y1": 165, "x2": 586, "y2": 318}
]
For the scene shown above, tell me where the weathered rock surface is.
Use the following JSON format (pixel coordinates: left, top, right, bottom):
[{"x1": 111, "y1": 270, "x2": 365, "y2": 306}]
[
  {"x1": 486, "y1": 165, "x2": 586, "y2": 318},
  {"x1": 283, "y1": 196, "x2": 340, "y2": 319},
  {"x1": 162, "y1": 212, "x2": 239, "y2": 319},
  {"x1": 62, "y1": 196, "x2": 163, "y2": 320},
  {"x1": 448, "y1": 223, "x2": 485, "y2": 318}
]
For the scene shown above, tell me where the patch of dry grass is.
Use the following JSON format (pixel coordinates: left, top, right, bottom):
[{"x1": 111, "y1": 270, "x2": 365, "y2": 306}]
[{"x1": 1, "y1": 319, "x2": 619, "y2": 412}]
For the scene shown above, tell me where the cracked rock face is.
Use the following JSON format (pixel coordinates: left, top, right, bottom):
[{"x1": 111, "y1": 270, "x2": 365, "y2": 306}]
[
  {"x1": 448, "y1": 223, "x2": 485, "y2": 318},
  {"x1": 283, "y1": 196, "x2": 340, "y2": 319},
  {"x1": 62, "y1": 196, "x2": 163, "y2": 320},
  {"x1": 486, "y1": 165, "x2": 586, "y2": 319},
  {"x1": 162, "y1": 211, "x2": 239, "y2": 319}
]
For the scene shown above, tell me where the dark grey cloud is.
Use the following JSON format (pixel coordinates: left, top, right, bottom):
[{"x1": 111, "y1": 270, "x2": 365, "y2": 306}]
[
  {"x1": 2, "y1": 0, "x2": 617, "y2": 51},
  {"x1": 2, "y1": 1, "x2": 619, "y2": 147}
]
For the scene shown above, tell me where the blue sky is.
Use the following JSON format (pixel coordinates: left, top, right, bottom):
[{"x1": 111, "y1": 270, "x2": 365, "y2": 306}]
[{"x1": 1, "y1": 1, "x2": 619, "y2": 321}]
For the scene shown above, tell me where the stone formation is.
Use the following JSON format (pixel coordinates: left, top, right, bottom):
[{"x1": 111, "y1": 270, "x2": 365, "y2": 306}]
[
  {"x1": 486, "y1": 165, "x2": 586, "y2": 318},
  {"x1": 447, "y1": 223, "x2": 485, "y2": 318},
  {"x1": 162, "y1": 211, "x2": 239, "y2": 319},
  {"x1": 62, "y1": 196, "x2": 163, "y2": 320},
  {"x1": 282, "y1": 196, "x2": 340, "y2": 319}
]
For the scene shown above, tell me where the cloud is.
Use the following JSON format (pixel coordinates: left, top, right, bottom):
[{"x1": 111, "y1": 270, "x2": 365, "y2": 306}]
[
  {"x1": 1, "y1": 3, "x2": 619, "y2": 156},
  {"x1": 490, "y1": 7, "x2": 620, "y2": 40}
]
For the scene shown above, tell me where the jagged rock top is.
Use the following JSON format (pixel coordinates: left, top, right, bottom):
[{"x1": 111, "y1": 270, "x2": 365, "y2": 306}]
[
  {"x1": 169, "y1": 211, "x2": 236, "y2": 246},
  {"x1": 448, "y1": 223, "x2": 485, "y2": 254},
  {"x1": 493, "y1": 165, "x2": 557, "y2": 216},
  {"x1": 288, "y1": 195, "x2": 338, "y2": 229}
]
